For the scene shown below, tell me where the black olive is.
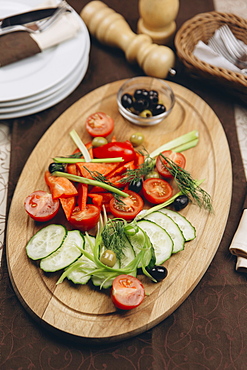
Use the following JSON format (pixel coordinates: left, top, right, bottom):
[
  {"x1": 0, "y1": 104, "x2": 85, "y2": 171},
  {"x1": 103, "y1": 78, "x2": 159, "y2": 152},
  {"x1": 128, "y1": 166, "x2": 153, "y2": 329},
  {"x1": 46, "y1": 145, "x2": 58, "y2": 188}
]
[
  {"x1": 149, "y1": 90, "x2": 159, "y2": 98},
  {"x1": 133, "y1": 98, "x2": 149, "y2": 112},
  {"x1": 148, "y1": 94, "x2": 159, "y2": 107},
  {"x1": 152, "y1": 104, "x2": 166, "y2": 116},
  {"x1": 49, "y1": 162, "x2": 65, "y2": 174},
  {"x1": 173, "y1": 195, "x2": 189, "y2": 211},
  {"x1": 121, "y1": 93, "x2": 134, "y2": 108},
  {"x1": 129, "y1": 179, "x2": 143, "y2": 193},
  {"x1": 134, "y1": 88, "x2": 149, "y2": 100},
  {"x1": 148, "y1": 265, "x2": 168, "y2": 282}
]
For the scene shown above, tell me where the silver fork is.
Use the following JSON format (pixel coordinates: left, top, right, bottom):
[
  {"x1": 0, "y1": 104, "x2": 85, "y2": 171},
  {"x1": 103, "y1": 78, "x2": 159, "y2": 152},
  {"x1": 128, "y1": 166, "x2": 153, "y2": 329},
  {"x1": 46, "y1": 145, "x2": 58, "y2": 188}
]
[
  {"x1": 208, "y1": 37, "x2": 237, "y2": 65},
  {"x1": 219, "y1": 25, "x2": 247, "y2": 69},
  {"x1": 0, "y1": 0, "x2": 71, "y2": 36}
]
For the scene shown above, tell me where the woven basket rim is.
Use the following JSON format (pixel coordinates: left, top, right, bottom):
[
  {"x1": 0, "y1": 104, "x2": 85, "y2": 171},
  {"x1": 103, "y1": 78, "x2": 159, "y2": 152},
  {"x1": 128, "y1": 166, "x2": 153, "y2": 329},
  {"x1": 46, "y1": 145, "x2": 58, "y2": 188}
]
[{"x1": 174, "y1": 11, "x2": 247, "y2": 89}]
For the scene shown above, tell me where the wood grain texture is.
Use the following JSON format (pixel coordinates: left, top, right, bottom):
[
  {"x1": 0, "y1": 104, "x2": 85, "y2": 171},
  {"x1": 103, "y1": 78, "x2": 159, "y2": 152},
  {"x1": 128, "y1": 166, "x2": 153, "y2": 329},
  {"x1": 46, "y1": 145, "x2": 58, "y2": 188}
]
[{"x1": 6, "y1": 79, "x2": 232, "y2": 343}]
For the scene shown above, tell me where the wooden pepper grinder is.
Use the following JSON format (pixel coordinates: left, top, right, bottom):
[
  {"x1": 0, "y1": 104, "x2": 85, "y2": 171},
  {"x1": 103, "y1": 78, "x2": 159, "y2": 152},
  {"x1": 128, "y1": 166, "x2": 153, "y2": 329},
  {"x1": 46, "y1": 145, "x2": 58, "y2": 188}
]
[
  {"x1": 80, "y1": 1, "x2": 176, "y2": 79},
  {"x1": 137, "y1": 0, "x2": 179, "y2": 45}
]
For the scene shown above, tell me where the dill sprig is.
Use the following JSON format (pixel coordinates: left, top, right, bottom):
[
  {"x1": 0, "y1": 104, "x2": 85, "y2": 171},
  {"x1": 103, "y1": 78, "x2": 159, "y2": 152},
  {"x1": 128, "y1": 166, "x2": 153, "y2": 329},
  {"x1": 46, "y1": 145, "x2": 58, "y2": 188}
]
[
  {"x1": 120, "y1": 150, "x2": 155, "y2": 184},
  {"x1": 160, "y1": 154, "x2": 213, "y2": 212},
  {"x1": 101, "y1": 219, "x2": 127, "y2": 260}
]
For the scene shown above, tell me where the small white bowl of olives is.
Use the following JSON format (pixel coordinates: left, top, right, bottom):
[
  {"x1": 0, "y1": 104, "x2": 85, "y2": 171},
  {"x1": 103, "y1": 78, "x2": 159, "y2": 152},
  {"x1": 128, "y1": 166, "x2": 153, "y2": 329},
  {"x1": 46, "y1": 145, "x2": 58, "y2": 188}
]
[{"x1": 117, "y1": 76, "x2": 175, "y2": 126}]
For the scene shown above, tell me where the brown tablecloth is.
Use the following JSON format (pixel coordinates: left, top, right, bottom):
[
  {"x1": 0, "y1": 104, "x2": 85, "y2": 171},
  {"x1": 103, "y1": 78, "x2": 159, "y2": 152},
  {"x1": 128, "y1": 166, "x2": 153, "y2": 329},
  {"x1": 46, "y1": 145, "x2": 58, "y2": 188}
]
[{"x1": 1, "y1": 1, "x2": 247, "y2": 369}]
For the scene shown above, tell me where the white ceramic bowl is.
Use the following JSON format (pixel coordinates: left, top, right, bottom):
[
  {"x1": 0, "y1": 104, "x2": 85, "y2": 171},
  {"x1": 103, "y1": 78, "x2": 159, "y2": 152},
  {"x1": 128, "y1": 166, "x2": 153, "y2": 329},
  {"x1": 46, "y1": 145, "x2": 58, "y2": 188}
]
[{"x1": 117, "y1": 76, "x2": 175, "y2": 126}]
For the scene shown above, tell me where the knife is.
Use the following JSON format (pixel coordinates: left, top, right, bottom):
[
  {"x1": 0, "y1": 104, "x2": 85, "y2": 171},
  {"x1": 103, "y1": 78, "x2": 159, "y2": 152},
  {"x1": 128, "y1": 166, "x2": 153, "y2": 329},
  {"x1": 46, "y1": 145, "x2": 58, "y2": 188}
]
[{"x1": 0, "y1": 8, "x2": 61, "y2": 28}]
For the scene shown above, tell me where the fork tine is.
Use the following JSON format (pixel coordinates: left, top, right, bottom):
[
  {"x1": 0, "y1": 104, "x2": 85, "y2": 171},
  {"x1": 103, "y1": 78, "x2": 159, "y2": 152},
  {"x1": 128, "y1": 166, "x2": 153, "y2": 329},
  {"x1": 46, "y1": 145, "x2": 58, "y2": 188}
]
[
  {"x1": 208, "y1": 37, "x2": 236, "y2": 64},
  {"x1": 219, "y1": 25, "x2": 246, "y2": 57},
  {"x1": 37, "y1": 4, "x2": 69, "y2": 32},
  {"x1": 0, "y1": 1, "x2": 71, "y2": 35}
]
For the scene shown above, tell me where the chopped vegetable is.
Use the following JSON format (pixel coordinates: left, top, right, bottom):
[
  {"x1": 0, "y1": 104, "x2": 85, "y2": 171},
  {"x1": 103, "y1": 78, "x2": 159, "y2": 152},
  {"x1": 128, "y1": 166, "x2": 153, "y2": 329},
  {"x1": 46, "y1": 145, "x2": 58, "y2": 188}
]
[
  {"x1": 53, "y1": 171, "x2": 129, "y2": 198},
  {"x1": 26, "y1": 224, "x2": 67, "y2": 260},
  {"x1": 93, "y1": 141, "x2": 137, "y2": 162},
  {"x1": 156, "y1": 150, "x2": 186, "y2": 179},
  {"x1": 86, "y1": 112, "x2": 114, "y2": 137},
  {"x1": 45, "y1": 171, "x2": 78, "y2": 199},
  {"x1": 159, "y1": 155, "x2": 212, "y2": 211},
  {"x1": 69, "y1": 204, "x2": 101, "y2": 231},
  {"x1": 149, "y1": 130, "x2": 199, "y2": 158},
  {"x1": 142, "y1": 178, "x2": 173, "y2": 204},
  {"x1": 70, "y1": 129, "x2": 91, "y2": 162},
  {"x1": 109, "y1": 190, "x2": 144, "y2": 220},
  {"x1": 111, "y1": 275, "x2": 145, "y2": 310},
  {"x1": 24, "y1": 190, "x2": 60, "y2": 222}
]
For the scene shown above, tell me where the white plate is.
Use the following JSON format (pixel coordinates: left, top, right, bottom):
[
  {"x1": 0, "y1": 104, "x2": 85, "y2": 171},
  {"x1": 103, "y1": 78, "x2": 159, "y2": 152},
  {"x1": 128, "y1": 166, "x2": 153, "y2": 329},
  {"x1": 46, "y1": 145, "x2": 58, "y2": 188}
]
[
  {"x1": 0, "y1": 51, "x2": 88, "y2": 114},
  {"x1": 0, "y1": 57, "x2": 89, "y2": 119},
  {"x1": 0, "y1": 0, "x2": 90, "y2": 101},
  {"x1": 0, "y1": 26, "x2": 90, "y2": 108}
]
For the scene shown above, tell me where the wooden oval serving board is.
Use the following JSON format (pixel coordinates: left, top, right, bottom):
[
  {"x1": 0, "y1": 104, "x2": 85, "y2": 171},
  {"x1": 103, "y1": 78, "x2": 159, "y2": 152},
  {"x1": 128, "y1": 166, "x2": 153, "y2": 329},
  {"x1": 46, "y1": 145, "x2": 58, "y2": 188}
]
[{"x1": 6, "y1": 79, "x2": 232, "y2": 343}]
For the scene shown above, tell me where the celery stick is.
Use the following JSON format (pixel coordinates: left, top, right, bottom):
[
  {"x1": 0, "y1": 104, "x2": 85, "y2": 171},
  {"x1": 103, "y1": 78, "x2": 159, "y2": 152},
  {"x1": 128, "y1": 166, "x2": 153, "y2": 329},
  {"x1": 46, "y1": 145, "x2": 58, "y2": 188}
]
[
  {"x1": 70, "y1": 129, "x2": 91, "y2": 162},
  {"x1": 150, "y1": 130, "x2": 199, "y2": 158},
  {"x1": 173, "y1": 138, "x2": 199, "y2": 153},
  {"x1": 53, "y1": 157, "x2": 124, "y2": 164},
  {"x1": 53, "y1": 171, "x2": 129, "y2": 198}
]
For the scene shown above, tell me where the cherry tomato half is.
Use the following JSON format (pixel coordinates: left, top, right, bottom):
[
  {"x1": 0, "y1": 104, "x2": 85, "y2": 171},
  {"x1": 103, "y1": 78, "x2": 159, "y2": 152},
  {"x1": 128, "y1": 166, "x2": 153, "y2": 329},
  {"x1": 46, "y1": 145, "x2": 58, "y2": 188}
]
[
  {"x1": 156, "y1": 150, "x2": 186, "y2": 179},
  {"x1": 109, "y1": 190, "x2": 144, "y2": 220},
  {"x1": 24, "y1": 190, "x2": 60, "y2": 222},
  {"x1": 69, "y1": 204, "x2": 101, "y2": 231},
  {"x1": 111, "y1": 275, "x2": 145, "y2": 310},
  {"x1": 86, "y1": 112, "x2": 114, "y2": 137},
  {"x1": 93, "y1": 141, "x2": 137, "y2": 162},
  {"x1": 142, "y1": 178, "x2": 173, "y2": 204}
]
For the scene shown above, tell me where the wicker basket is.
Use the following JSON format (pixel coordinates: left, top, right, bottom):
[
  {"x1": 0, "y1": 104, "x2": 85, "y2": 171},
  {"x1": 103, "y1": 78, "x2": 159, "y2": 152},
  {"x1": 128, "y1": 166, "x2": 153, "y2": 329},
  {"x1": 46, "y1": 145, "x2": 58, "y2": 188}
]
[{"x1": 174, "y1": 12, "x2": 247, "y2": 103}]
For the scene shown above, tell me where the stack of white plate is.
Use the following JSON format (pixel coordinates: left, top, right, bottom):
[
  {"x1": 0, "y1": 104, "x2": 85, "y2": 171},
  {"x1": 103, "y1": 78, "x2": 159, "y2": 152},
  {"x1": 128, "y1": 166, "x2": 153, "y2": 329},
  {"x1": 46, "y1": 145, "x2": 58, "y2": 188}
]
[{"x1": 0, "y1": 0, "x2": 90, "y2": 119}]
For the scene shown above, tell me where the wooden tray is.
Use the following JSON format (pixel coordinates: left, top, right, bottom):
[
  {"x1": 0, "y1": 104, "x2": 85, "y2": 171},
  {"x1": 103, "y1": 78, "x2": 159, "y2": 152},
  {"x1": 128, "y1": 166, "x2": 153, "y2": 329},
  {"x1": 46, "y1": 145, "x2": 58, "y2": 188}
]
[{"x1": 6, "y1": 79, "x2": 232, "y2": 343}]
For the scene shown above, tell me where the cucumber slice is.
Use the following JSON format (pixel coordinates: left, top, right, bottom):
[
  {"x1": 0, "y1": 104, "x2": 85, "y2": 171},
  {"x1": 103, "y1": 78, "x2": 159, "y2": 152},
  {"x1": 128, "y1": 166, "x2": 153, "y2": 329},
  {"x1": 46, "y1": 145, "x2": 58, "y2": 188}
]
[
  {"x1": 119, "y1": 236, "x2": 136, "y2": 268},
  {"x1": 40, "y1": 230, "x2": 83, "y2": 272},
  {"x1": 144, "y1": 211, "x2": 185, "y2": 254},
  {"x1": 137, "y1": 219, "x2": 173, "y2": 264},
  {"x1": 127, "y1": 228, "x2": 155, "y2": 268},
  {"x1": 159, "y1": 208, "x2": 196, "y2": 241},
  {"x1": 66, "y1": 235, "x2": 96, "y2": 285},
  {"x1": 26, "y1": 224, "x2": 67, "y2": 260}
]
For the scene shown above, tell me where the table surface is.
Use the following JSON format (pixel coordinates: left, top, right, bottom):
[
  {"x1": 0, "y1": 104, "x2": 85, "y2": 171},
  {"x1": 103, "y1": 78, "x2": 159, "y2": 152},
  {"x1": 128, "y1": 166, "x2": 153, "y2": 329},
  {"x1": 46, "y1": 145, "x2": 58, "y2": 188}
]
[{"x1": 0, "y1": 0, "x2": 247, "y2": 369}]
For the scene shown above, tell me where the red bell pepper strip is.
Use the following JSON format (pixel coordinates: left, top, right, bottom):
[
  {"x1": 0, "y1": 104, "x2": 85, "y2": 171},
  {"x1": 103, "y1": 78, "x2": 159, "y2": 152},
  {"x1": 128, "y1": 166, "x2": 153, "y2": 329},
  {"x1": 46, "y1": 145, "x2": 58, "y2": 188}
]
[
  {"x1": 93, "y1": 141, "x2": 137, "y2": 163},
  {"x1": 59, "y1": 196, "x2": 76, "y2": 220},
  {"x1": 77, "y1": 183, "x2": 88, "y2": 211},
  {"x1": 88, "y1": 193, "x2": 103, "y2": 208},
  {"x1": 45, "y1": 171, "x2": 78, "y2": 199},
  {"x1": 76, "y1": 162, "x2": 120, "y2": 179},
  {"x1": 67, "y1": 164, "x2": 79, "y2": 176}
]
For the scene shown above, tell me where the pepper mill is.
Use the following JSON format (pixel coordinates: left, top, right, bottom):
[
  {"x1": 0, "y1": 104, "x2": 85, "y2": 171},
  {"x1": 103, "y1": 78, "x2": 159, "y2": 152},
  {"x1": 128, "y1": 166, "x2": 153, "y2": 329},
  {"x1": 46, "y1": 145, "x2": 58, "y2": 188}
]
[
  {"x1": 137, "y1": 0, "x2": 179, "y2": 45},
  {"x1": 80, "y1": 1, "x2": 176, "y2": 79}
]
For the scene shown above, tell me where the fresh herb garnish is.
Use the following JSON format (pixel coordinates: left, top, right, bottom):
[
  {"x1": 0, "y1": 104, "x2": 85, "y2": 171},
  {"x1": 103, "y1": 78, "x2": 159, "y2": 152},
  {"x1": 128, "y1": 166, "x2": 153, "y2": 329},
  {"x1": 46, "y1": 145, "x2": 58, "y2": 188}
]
[
  {"x1": 120, "y1": 150, "x2": 155, "y2": 185},
  {"x1": 160, "y1": 154, "x2": 213, "y2": 211},
  {"x1": 101, "y1": 219, "x2": 127, "y2": 260}
]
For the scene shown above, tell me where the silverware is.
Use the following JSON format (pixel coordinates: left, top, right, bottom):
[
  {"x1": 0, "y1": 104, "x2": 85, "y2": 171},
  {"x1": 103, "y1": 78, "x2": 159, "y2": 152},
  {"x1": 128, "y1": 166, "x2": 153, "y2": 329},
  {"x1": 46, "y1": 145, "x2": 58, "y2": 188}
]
[
  {"x1": 208, "y1": 24, "x2": 247, "y2": 70},
  {"x1": 219, "y1": 25, "x2": 247, "y2": 69},
  {"x1": 1, "y1": 8, "x2": 58, "y2": 28},
  {"x1": 0, "y1": 0, "x2": 71, "y2": 36}
]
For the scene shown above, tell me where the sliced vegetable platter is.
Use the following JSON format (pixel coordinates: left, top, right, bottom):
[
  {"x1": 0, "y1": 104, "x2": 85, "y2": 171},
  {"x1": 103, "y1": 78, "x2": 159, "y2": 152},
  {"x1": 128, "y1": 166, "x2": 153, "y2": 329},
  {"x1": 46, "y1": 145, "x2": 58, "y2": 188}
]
[{"x1": 6, "y1": 79, "x2": 232, "y2": 343}]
